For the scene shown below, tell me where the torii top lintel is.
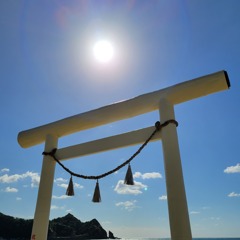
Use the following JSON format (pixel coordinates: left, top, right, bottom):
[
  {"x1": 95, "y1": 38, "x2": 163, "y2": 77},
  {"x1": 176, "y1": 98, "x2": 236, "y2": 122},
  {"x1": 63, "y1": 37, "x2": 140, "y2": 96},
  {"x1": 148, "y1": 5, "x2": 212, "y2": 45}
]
[{"x1": 18, "y1": 70, "x2": 230, "y2": 148}]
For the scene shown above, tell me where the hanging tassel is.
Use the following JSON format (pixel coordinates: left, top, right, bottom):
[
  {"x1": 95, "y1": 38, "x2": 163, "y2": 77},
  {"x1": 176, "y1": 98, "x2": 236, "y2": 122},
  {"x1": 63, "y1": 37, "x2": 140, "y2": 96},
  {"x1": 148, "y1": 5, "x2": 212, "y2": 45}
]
[
  {"x1": 66, "y1": 175, "x2": 74, "y2": 196},
  {"x1": 124, "y1": 164, "x2": 134, "y2": 185},
  {"x1": 92, "y1": 180, "x2": 101, "y2": 203}
]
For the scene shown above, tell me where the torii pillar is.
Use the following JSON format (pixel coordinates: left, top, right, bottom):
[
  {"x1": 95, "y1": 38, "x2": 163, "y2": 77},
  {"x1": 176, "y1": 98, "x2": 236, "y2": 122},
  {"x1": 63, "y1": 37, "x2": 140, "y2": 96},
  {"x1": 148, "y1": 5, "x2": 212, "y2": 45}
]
[
  {"x1": 159, "y1": 98, "x2": 192, "y2": 239},
  {"x1": 18, "y1": 70, "x2": 230, "y2": 240}
]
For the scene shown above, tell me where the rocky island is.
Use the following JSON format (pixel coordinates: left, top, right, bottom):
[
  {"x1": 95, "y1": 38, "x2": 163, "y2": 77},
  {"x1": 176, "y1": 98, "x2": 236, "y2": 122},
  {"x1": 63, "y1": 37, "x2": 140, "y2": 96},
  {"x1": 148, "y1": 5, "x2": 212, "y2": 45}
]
[{"x1": 0, "y1": 212, "x2": 118, "y2": 239}]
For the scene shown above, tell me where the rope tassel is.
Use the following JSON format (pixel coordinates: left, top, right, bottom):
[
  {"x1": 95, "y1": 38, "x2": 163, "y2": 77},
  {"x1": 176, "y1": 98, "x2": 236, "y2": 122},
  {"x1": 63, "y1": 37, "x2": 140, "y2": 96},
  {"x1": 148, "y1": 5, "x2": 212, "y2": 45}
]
[
  {"x1": 92, "y1": 180, "x2": 101, "y2": 203},
  {"x1": 66, "y1": 175, "x2": 74, "y2": 196},
  {"x1": 124, "y1": 164, "x2": 134, "y2": 185}
]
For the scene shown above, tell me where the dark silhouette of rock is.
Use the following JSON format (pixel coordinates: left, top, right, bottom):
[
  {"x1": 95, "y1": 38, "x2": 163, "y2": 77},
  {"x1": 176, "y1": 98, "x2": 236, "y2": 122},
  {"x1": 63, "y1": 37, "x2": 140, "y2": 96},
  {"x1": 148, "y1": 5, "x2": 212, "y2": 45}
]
[
  {"x1": 0, "y1": 212, "x2": 116, "y2": 239},
  {"x1": 0, "y1": 212, "x2": 32, "y2": 239},
  {"x1": 108, "y1": 230, "x2": 116, "y2": 239},
  {"x1": 48, "y1": 214, "x2": 108, "y2": 239}
]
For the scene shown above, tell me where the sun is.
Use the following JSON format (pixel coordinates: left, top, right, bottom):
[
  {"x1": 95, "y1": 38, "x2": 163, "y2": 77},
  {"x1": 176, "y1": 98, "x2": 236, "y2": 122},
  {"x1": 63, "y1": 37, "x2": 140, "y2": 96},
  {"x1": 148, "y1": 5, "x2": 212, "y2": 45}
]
[{"x1": 93, "y1": 40, "x2": 114, "y2": 63}]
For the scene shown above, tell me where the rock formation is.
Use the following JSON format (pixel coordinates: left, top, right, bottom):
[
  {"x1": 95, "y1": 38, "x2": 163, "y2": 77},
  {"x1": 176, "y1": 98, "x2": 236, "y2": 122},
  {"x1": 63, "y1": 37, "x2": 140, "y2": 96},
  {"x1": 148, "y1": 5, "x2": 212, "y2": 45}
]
[{"x1": 0, "y1": 212, "x2": 117, "y2": 239}]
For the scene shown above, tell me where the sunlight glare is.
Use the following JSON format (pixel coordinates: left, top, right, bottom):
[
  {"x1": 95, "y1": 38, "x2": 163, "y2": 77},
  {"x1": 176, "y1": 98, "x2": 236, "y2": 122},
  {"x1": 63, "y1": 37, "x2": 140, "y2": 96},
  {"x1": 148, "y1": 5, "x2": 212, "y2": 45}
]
[{"x1": 93, "y1": 40, "x2": 114, "y2": 63}]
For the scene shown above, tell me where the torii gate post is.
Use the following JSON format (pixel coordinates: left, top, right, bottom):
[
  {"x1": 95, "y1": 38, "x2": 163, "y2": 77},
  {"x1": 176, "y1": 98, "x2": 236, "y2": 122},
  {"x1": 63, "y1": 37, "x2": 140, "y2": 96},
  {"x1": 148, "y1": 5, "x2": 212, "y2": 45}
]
[
  {"x1": 18, "y1": 71, "x2": 230, "y2": 240},
  {"x1": 30, "y1": 134, "x2": 58, "y2": 240},
  {"x1": 159, "y1": 98, "x2": 192, "y2": 239}
]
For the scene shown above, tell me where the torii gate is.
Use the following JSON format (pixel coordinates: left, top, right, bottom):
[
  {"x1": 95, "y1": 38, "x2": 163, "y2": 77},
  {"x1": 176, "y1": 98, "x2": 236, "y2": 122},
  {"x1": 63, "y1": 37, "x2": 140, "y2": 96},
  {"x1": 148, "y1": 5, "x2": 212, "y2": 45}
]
[{"x1": 18, "y1": 70, "x2": 230, "y2": 240}]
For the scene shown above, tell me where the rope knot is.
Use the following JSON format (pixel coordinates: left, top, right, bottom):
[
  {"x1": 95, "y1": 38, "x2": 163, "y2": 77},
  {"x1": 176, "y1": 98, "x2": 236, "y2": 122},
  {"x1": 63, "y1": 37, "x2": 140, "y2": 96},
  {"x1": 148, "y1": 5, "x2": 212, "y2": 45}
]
[
  {"x1": 155, "y1": 121, "x2": 161, "y2": 130},
  {"x1": 42, "y1": 148, "x2": 57, "y2": 157}
]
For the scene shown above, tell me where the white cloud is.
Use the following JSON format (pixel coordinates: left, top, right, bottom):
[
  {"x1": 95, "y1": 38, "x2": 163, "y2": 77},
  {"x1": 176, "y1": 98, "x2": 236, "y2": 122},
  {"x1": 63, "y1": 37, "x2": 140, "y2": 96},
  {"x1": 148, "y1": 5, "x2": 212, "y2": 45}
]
[
  {"x1": 5, "y1": 187, "x2": 18, "y2": 192},
  {"x1": 74, "y1": 183, "x2": 84, "y2": 189},
  {"x1": 57, "y1": 183, "x2": 68, "y2": 189},
  {"x1": 51, "y1": 205, "x2": 59, "y2": 210},
  {"x1": 16, "y1": 197, "x2": 22, "y2": 201},
  {"x1": 1, "y1": 168, "x2": 9, "y2": 173},
  {"x1": 114, "y1": 180, "x2": 147, "y2": 195},
  {"x1": 228, "y1": 192, "x2": 240, "y2": 197},
  {"x1": 133, "y1": 172, "x2": 142, "y2": 178},
  {"x1": 27, "y1": 172, "x2": 40, "y2": 188},
  {"x1": 190, "y1": 211, "x2": 200, "y2": 215},
  {"x1": 0, "y1": 174, "x2": 23, "y2": 183},
  {"x1": 115, "y1": 200, "x2": 137, "y2": 211},
  {"x1": 52, "y1": 195, "x2": 71, "y2": 199},
  {"x1": 159, "y1": 195, "x2": 167, "y2": 200},
  {"x1": 224, "y1": 163, "x2": 240, "y2": 173},
  {"x1": 54, "y1": 178, "x2": 68, "y2": 183},
  {"x1": 57, "y1": 182, "x2": 83, "y2": 189},
  {"x1": 0, "y1": 171, "x2": 40, "y2": 188},
  {"x1": 133, "y1": 172, "x2": 162, "y2": 179},
  {"x1": 51, "y1": 205, "x2": 65, "y2": 210}
]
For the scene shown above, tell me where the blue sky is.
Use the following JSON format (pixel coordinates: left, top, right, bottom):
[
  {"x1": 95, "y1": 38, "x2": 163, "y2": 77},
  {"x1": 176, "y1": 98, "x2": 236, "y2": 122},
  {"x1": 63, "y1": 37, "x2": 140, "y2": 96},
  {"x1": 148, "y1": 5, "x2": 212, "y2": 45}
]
[{"x1": 0, "y1": 0, "x2": 240, "y2": 238}]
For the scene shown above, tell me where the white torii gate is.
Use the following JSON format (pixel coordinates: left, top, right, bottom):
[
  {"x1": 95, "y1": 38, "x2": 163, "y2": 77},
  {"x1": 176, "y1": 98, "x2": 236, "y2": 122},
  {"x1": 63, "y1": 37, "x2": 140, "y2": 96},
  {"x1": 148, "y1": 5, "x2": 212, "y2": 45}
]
[{"x1": 18, "y1": 70, "x2": 230, "y2": 240}]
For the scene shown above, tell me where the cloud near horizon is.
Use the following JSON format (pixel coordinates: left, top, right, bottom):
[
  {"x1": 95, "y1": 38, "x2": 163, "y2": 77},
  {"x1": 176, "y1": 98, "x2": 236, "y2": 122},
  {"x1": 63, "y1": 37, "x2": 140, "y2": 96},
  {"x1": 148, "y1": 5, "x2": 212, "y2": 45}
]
[
  {"x1": 0, "y1": 171, "x2": 40, "y2": 188},
  {"x1": 4, "y1": 187, "x2": 18, "y2": 192},
  {"x1": 55, "y1": 177, "x2": 83, "y2": 189},
  {"x1": 51, "y1": 205, "x2": 65, "y2": 210},
  {"x1": 228, "y1": 192, "x2": 240, "y2": 197},
  {"x1": 57, "y1": 182, "x2": 84, "y2": 189},
  {"x1": 52, "y1": 195, "x2": 72, "y2": 199},
  {"x1": 224, "y1": 163, "x2": 240, "y2": 173},
  {"x1": 114, "y1": 180, "x2": 147, "y2": 195},
  {"x1": 190, "y1": 211, "x2": 200, "y2": 215},
  {"x1": 159, "y1": 195, "x2": 167, "y2": 200},
  {"x1": 115, "y1": 200, "x2": 137, "y2": 211},
  {"x1": 54, "y1": 178, "x2": 68, "y2": 183}
]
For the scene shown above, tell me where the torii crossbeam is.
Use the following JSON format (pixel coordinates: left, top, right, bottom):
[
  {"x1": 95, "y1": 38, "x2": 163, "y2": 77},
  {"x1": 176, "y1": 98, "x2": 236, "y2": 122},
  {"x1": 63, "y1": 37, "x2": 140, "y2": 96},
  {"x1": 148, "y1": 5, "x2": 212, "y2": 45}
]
[{"x1": 18, "y1": 70, "x2": 230, "y2": 240}]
